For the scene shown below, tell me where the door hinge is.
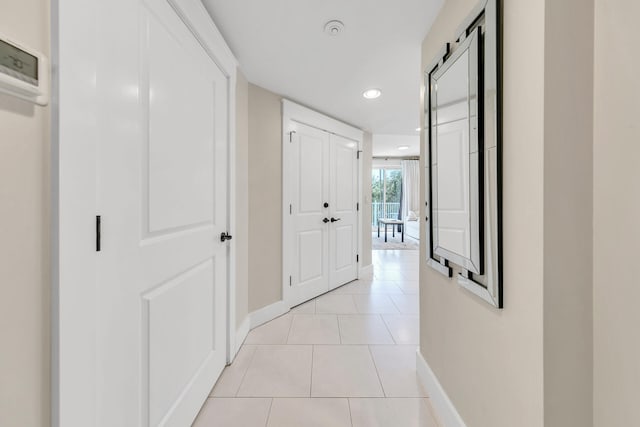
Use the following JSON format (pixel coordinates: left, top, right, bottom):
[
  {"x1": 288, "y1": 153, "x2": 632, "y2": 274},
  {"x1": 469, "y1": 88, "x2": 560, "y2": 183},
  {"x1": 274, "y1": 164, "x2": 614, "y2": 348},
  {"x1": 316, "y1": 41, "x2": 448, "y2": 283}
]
[
  {"x1": 96, "y1": 215, "x2": 101, "y2": 252},
  {"x1": 356, "y1": 202, "x2": 359, "y2": 211},
  {"x1": 356, "y1": 254, "x2": 359, "y2": 263},
  {"x1": 289, "y1": 131, "x2": 296, "y2": 142},
  {"x1": 357, "y1": 150, "x2": 362, "y2": 159},
  {"x1": 290, "y1": 204, "x2": 292, "y2": 215},
  {"x1": 289, "y1": 276, "x2": 292, "y2": 286}
]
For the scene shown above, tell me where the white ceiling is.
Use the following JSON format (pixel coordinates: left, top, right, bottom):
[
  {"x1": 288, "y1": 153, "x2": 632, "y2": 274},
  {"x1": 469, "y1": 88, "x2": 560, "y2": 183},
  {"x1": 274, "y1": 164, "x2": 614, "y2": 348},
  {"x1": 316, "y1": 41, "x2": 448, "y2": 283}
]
[
  {"x1": 202, "y1": 0, "x2": 443, "y2": 135},
  {"x1": 372, "y1": 134, "x2": 421, "y2": 157}
]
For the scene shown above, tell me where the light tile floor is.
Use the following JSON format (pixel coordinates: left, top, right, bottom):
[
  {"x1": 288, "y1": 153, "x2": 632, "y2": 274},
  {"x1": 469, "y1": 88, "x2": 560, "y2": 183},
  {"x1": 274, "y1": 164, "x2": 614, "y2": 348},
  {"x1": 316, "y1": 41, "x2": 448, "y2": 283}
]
[{"x1": 193, "y1": 250, "x2": 440, "y2": 427}]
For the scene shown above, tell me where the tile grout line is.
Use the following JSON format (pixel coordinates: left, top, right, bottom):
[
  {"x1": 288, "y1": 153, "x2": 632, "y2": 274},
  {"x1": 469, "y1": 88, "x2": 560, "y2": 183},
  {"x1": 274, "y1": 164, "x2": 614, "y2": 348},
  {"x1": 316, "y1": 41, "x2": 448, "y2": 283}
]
[
  {"x1": 347, "y1": 398, "x2": 354, "y2": 427},
  {"x1": 350, "y1": 294, "x2": 357, "y2": 315},
  {"x1": 367, "y1": 344, "x2": 387, "y2": 398},
  {"x1": 388, "y1": 293, "x2": 402, "y2": 314},
  {"x1": 233, "y1": 345, "x2": 259, "y2": 397},
  {"x1": 379, "y1": 314, "x2": 397, "y2": 345},
  {"x1": 263, "y1": 397, "x2": 274, "y2": 427},
  {"x1": 285, "y1": 312, "x2": 295, "y2": 344},
  {"x1": 309, "y1": 345, "x2": 315, "y2": 397}
]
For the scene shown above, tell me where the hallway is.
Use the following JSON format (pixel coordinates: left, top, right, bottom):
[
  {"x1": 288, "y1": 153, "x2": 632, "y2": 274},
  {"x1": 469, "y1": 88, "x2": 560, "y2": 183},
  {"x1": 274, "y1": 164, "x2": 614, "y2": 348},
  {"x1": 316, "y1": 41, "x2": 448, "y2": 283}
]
[{"x1": 193, "y1": 250, "x2": 438, "y2": 426}]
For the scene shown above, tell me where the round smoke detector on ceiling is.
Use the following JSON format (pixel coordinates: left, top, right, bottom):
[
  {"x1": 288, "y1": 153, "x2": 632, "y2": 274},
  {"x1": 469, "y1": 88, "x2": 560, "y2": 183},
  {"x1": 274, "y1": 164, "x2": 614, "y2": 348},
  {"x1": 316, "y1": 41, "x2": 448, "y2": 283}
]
[{"x1": 324, "y1": 20, "x2": 344, "y2": 36}]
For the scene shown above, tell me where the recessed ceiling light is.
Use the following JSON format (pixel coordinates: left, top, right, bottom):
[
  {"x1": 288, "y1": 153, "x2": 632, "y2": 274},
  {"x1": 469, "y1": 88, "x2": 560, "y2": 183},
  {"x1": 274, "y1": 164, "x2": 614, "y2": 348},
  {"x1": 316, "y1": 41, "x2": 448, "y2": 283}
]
[
  {"x1": 324, "y1": 20, "x2": 344, "y2": 36},
  {"x1": 398, "y1": 145, "x2": 410, "y2": 150},
  {"x1": 363, "y1": 88, "x2": 382, "y2": 99},
  {"x1": 415, "y1": 127, "x2": 422, "y2": 131}
]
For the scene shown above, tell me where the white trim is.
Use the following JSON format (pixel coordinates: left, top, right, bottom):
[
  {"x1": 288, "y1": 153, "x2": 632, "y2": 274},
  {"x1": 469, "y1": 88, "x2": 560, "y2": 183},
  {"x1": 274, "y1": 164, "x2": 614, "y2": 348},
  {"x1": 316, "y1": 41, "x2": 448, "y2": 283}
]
[
  {"x1": 416, "y1": 349, "x2": 467, "y2": 427},
  {"x1": 52, "y1": 1, "x2": 100, "y2": 424},
  {"x1": 357, "y1": 133, "x2": 364, "y2": 288},
  {"x1": 166, "y1": 0, "x2": 240, "y2": 365},
  {"x1": 282, "y1": 119, "x2": 292, "y2": 307},
  {"x1": 249, "y1": 300, "x2": 289, "y2": 329},
  {"x1": 232, "y1": 316, "x2": 250, "y2": 360},
  {"x1": 282, "y1": 100, "x2": 363, "y2": 142},
  {"x1": 168, "y1": 0, "x2": 238, "y2": 74},
  {"x1": 226, "y1": 67, "x2": 238, "y2": 364},
  {"x1": 282, "y1": 100, "x2": 364, "y2": 310},
  {"x1": 358, "y1": 263, "x2": 374, "y2": 278}
]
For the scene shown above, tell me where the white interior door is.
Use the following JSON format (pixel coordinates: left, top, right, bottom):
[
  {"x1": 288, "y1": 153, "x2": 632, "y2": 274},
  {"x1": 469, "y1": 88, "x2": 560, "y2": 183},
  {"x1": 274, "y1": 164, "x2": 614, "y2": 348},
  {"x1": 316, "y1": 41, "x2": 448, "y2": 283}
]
[
  {"x1": 288, "y1": 122, "x2": 330, "y2": 306},
  {"x1": 434, "y1": 119, "x2": 470, "y2": 257},
  {"x1": 287, "y1": 121, "x2": 360, "y2": 306},
  {"x1": 329, "y1": 134, "x2": 359, "y2": 289},
  {"x1": 94, "y1": 0, "x2": 228, "y2": 425}
]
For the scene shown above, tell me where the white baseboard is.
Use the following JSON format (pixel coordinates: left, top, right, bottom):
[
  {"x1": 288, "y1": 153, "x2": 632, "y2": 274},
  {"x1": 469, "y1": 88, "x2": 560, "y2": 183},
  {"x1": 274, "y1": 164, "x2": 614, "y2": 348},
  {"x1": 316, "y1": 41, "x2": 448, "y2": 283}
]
[
  {"x1": 416, "y1": 349, "x2": 467, "y2": 427},
  {"x1": 233, "y1": 316, "x2": 250, "y2": 358},
  {"x1": 249, "y1": 300, "x2": 289, "y2": 329},
  {"x1": 359, "y1": 263, "x2": 374, "y2": 278}
]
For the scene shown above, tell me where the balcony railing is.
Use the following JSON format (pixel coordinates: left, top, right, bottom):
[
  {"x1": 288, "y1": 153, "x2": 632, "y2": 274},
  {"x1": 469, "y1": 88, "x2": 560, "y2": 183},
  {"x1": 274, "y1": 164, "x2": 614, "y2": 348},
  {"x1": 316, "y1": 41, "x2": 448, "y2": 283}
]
[{"x1": 371, "y1": 202, "x2": 401, "y2": 227}]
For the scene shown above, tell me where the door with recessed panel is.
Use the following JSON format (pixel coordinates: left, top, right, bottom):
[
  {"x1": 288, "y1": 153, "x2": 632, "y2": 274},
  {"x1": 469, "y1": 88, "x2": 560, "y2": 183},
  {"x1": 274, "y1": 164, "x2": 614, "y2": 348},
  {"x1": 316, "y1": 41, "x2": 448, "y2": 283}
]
[
  {"x1": 287, "y1": 122, "x2": 359, "y2": 307},
  {"x1": 289, "y1": 123, "x2": 330, "y2": 306},
  {"x1": 93, "y1": 0, "x2": 229, "y2": 425},
  {"x1": 329, "y1": 134, "x2": 359, "y2": 289}
]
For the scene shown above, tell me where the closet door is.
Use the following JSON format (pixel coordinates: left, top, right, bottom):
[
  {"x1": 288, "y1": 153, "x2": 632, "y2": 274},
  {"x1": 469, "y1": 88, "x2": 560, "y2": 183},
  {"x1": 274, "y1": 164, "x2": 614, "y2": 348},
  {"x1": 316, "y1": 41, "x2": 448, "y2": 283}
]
[
  {"x1": 288, "y1": 122, "x2": 330, "y2": 306},
  {"x1": 329, "y1": 134, "x2": 359, "y2": 289},
  {"x1": 94, "y1": 1, "x2": 229, "y2": 425}
]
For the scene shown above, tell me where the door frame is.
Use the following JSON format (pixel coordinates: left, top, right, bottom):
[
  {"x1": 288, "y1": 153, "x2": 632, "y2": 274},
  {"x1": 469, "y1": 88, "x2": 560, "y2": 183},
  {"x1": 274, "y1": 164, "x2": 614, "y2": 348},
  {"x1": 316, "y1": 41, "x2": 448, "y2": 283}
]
[
  {"x1": 281, "y1": 100, "x2": 364, "y2": 309},
  {"x1": 51, "y1": 0, "x2": 238, "y2": 425}
]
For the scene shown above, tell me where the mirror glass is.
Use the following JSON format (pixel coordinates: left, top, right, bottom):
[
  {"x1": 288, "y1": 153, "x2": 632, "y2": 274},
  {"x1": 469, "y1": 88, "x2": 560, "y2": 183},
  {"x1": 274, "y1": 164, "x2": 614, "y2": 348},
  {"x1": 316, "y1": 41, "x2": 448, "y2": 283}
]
[
  {"x1": 430, "y1": 29, "x2": 482, "y2": 274},
  {"x1": 434, "y1": 50, "x2": 471, "y2": 259}
]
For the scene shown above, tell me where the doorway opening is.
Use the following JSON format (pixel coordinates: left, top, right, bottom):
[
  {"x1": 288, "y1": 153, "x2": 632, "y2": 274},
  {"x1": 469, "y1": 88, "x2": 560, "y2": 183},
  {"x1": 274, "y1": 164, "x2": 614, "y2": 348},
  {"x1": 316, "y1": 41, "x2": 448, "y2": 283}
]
[
  {"x1": 371, "y1": 160, "x2": 420, "y2": 251},
  {"x1": 372, "y1": 166, "x2": 402, "y2": 227},
  {"x1": 369, "y1": 157, "x2": 420, "y2": 317}
]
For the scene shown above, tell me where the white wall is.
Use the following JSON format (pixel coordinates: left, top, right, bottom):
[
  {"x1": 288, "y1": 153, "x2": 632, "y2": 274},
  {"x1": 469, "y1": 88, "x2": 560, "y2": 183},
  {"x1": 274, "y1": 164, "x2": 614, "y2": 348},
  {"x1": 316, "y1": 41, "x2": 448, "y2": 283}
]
[
  {"x1": 0, "y1": 1, "x2": 51, "y2": 426},
  {"x1": 593, "y1": 0, "x2": 640, "y2": 425}
]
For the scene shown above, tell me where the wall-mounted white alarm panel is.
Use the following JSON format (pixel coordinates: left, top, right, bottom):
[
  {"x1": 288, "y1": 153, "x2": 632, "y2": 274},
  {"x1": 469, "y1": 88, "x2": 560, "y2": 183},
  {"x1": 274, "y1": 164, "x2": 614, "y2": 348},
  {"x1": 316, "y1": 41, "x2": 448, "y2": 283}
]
[{"x1": 0, "y1": 34, "x2": 49, "y2": 106}]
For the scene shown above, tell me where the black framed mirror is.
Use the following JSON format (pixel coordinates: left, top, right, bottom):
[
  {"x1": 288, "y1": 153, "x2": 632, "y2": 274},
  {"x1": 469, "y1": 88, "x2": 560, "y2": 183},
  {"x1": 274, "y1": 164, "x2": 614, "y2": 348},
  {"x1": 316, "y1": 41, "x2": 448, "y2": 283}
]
[{"x1": 424, "y1": 0, "x2": 503, "y2": 308}]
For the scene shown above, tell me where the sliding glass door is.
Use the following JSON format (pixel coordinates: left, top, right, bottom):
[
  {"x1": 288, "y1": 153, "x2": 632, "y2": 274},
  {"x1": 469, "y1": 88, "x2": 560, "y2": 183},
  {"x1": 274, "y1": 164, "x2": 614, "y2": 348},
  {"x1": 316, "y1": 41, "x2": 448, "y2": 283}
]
[{"x1": 371, "y1": 167, "x2": 402, "y2": 228}]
